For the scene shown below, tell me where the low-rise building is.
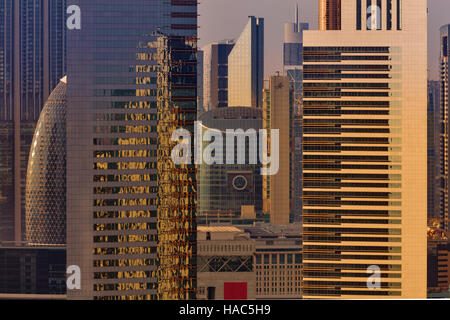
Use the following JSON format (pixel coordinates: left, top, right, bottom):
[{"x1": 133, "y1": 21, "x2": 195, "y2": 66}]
[
  {"x1": 241, "y1": 223, "x2": 302, "y2": 299},
  {"x1": 197, "y1": 226, "x2": 256, "y2": 300}
]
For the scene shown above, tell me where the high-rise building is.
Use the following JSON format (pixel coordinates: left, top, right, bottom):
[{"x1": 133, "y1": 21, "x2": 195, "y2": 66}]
[
  {"x1": 0, "y1": 0, "x2": 67, "y2": 245},
  {"x1": 319, "y1": 0, "x2": 341, "y2": 30},
  {"x1": 228, "y1": 16, "x2": 264, "y2": 108},
  {"x1": 198, "y1": 49, "x2": 205, "y2": 115},
  {"x1": 440, "y1": 25, "x2": 450, "y2": 233},
  {"x1": 428, "y1": 81, "x2": 441, "y2": 222},
  {"x1": 197, "y1": 107, "x2": 264, "y2": 225},
  {"x1": 202, "y1": 41, "x2": 235, "y2": 111},
  {"x1": 263, "y1": 75, "x2": 292, "y2": 226},
  {"x1": 282, "y1": 9, "x2": 309, "y2": 224},
  {"x1": 66, "y1": 0, "x2": 197, "y2": 300},
  {"x1": 284, "y1": 5, "x2": 309, "y2": 70},
  {"x1": 302, "y1": 0, "x2": 427, "y2": 298},
  {"x1": 26, "y1": 77, "x2": 67, "y2": 246}
]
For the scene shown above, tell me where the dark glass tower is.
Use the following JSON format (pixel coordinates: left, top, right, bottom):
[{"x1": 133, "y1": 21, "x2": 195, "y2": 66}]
[
  {"x1": 440, "y1": 25, "x2": 450, "y2": 233},
  {"x1": 0, "y1": 0, "x2": 67, "y2": 244},
  {"x1": 66, "y1": 0, "x2": 197, "y2": 300}
]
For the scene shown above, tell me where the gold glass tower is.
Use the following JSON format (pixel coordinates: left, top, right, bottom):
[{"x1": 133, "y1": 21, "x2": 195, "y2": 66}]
[{"x1": 302, "y1": 0, "x2": 427, "y2": 298}]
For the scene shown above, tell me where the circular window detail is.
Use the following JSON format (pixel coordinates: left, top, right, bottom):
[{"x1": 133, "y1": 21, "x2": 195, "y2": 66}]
[{"x1": 232, "y1": 175, "x2": 248, "y2": 191}]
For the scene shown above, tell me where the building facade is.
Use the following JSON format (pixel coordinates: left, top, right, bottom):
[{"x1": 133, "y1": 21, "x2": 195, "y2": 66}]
[
  {"x1": 202, "y1": 41, "x2": 235, "y2": 111},
  {"x1": 197, "y1": 226, "x2": 255, "y2": 300},
  {"x1": 66, "y1": 0, "x2": 197, "y2": 300},
  {"x1": 0, "y1": 246, "x2": 66, "y2": 296},
  {"x1": 0, "y1": 0, "x2": 67, "y2": 244},
  {"x1": 440, "y1": 25, "x2": 450, "y2": 233},
  {"x1": 302, "y1": 0, "x2": 427, "y2": 298},
  {"x1": 263, "y1": 76, "x2": 292, "y2": 226},
  {"x1": 428, "y1": 80, "x2": 441, "y2": 222},
  {"x1": 197, "y1": 107, "x2": 264, "y2": 225},
  {"x1": 427, "y1": 239, "x2": 450, "y2": 297},
  {"x1": 26, "y1": 77, "x2": 67, "y2": 246},
  {"x1": 243, "y1": 224, "x2": 302, "y2": 299},
  {"x1": 228, "y1": 16, "x2": 264, "y2": 108},
  {"x1": 319, "y1": 0, "x2": 341, "y2": 30}
]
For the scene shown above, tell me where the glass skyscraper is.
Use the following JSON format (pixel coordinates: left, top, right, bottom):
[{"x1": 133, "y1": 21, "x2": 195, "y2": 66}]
[
  {"x1": 66, "y1": 0, "x2": 197, "y2": 300},
  {"x1": 439, "y1": 25, "x2": 450, "y2": 233},
  {"x1": 0, "y1": 0, "x2": 67, "y2": 244}
]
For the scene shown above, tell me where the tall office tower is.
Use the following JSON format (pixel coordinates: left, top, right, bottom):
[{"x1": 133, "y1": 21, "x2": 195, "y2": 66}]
[
  {"x1": 66, "y1": 0, "x2": 197, "y2": 300},
  {"x1": 302, "y1": 0, "x2": 427, "y2": 298},
  {"x1": 284, "y1": 5, "x2": 309, "y2": 71},
  {"x1": 428, "y1": 81, "x2": 441, "y2": 222},
  {"x1": 26, "y1": 77, "x2": 67, "y2": 246},
  {"x1": 319, "y1": 0, "x2": 341, "y2": 30},
  {"x1": 198, "y1": 50, "x2": 204, "y2": 115},
  {"x1": 228, "y1": 16, "x2": 264, "y2": 108},
  {"x1": 440, "y1": 25, "x2": 450, "y2": 233},
  {"x1": 197, "y1": 107, "x2": 264, "y2": 225},
  {"x1": 202, "y1": 41, "x2": 235, "y2": 111},
  {"x1": 283, "y1": 7, "x2": 309, "y2": 223},
  {"x1": 263, "y1": 75, "x2": 291, "y2": 226},
  {"x1": 0, "y1": 0, "x2": 67, "y2": 245}
]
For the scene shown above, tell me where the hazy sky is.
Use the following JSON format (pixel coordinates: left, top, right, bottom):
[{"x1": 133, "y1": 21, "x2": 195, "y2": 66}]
[{"x1": 199, "y1": 0, "x2": 450, "y2": 80}]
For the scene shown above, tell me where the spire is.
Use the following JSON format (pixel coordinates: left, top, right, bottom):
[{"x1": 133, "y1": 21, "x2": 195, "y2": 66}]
[{"x1": 296, "y1": 3, "x2": 299, "y2": 26}]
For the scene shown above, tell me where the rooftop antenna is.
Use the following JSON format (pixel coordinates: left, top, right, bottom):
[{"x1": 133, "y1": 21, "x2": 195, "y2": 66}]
[{"x1": 296, "y1": 3, "x2": 299, "y2": 26}]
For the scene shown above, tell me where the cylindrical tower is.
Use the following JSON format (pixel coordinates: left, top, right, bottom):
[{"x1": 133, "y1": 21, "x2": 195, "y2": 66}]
[{"x1": 25, "y1": 77, "x2": 67, "y2": 246}]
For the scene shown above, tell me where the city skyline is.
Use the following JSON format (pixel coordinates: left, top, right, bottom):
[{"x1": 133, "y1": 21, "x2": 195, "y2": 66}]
[
  {"x1": 199, "y1": 0, "x2": 449, "y2": 80},
  {"x1": 0, "y1": 0, "x2": 448, "y2": 303}
]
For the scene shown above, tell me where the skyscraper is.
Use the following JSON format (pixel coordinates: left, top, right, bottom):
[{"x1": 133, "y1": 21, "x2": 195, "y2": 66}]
[
  {"x1": 197, "y1": 107, "x2": 264, "y2": 225},
  {"x1": 202, "y1": 41, "x2": 235, "y2": 111},
  {"x1": 302, "y1": 0, "x2": 427, "y2": 298},
  {"x1": 0, "y1": 0, "x2": 67, "y2": 244},
  {"x1": 440, "y1": 25, "x2": 450, "y2": 233},
  {"x1": 263, "y1": 75, "x2": 291, "y2": 226},
  {"x1": 26, "y1": 76, "x2": 67, "y2": 246},
  {"x1": 282, "y1": 7, "x2": 309, "y2": 224},
  {"x1": 428, "y1": 80, "x2": 441, "y2": 222},
  {"x1": 66, "y1": 0, "x2": 197, "y2": 300},
  {"x1": 283, "y1": 6, "x2": 309, "y2": 71},
  {"x1": 228, "y1": 16, "x2": 264, "y2": 108},
  {"x1": 319, "y1": 0, "x2": 341, "y2": 30}
]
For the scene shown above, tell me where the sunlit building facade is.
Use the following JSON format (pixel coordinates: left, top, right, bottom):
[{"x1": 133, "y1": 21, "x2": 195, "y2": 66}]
[
  {"x1": 228, "y1": 16, "x2": 264, "y2": 108},
  {"x1": 25, "y1": 77, "x2": 67, "y2": 246},
  {"x1": 0, "y1": 0, "x2": 67, "y2": 244},
  {"x1": 66, "y1": 0, "x2": 197, "y2": 300},
  {"x1": 302, "y1": 0, "x2": 427, "y2": 298}
]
